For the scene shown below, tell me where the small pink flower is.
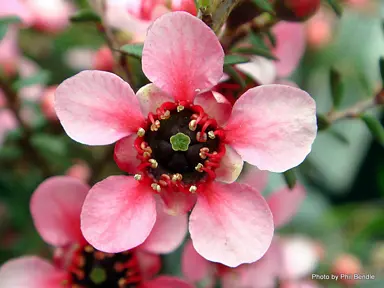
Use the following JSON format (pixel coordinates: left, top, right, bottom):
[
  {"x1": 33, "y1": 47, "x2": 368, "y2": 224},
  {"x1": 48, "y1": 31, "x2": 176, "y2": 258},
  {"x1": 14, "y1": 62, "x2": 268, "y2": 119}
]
[
  {"x1": 40, "y1": 85, "x2": 59, "y2": 121},
  {"x1": 55, "y1": 12, "x2": 317, "y2": 267},
  {"x1": 0, "y1": 176, "x2": 191, "y2": 288},
  {"x1": 182, "y1": 169, "x2": 308, "y2": 287}
]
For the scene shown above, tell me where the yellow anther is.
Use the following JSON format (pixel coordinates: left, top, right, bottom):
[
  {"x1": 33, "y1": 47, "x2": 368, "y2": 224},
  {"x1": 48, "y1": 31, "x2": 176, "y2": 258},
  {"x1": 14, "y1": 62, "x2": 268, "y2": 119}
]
[
  {"x1": 195, "y1": 163, "x2": 204, "y2": 172},
  {"x1": 148, "y1": 159, "x2": 158, "y2": 168},
  {"x1": 177, "y1": 105, "x2": 185, "y2": 112},
  {"x1": 151, "y1": 183, "x2": 161, "y2": 192},
  {"x1": 208, "y1": 131, "x2": 215, "y2": 139},
  {"x1": 143, "y1": 151, "x2": 151, "y2": 158},
  {"x1": 172, "y1": 173, "x2": 183, "y2": 182},
  {"x1": 160, "y1": 110, "x2": 171, "y2": 120},
  {"x1": 134, "y1": 174, "x2": 142, "y2": 181},
  {"x1": 150, "y1": 120, "x2": 161, "y2": 131},
  {"x1": 189, "y1": 120, "x2": 197, "y2": 131},
  {"x1": 137, "y1": 127, "x2": 146, "y2": 137},
  {"x1": 189, "y1": 185, "x2": 197, "y2": 193},
  {"x1": 199, "y1": 147, "x2": 209, "y2": 159}
]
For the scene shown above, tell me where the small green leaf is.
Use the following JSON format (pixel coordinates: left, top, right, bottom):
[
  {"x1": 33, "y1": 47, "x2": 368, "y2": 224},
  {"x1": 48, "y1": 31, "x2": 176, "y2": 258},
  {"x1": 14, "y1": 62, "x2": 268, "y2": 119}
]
[
  {"x1": 170, "y1": 133, "x2": 191, "y2": 152},
  {"x1": 251, "y1": 0, "x2": 274, "y2": 14},
  {"x1": 326, "y1": 0, "x2": 343, "y2": 17},
  {"x1": 317, "y1": 114, "x2": 331, "y2": 130},
  {"x1": 264, "y1": 31, "x2": 276, "y2": 47},
  {"x1": 379, "y1": 57, "x2": 384, "y2": 86},
  {"x1": 224, "y1": 55, "x2": 249, "y2": 66},
  {"x1": 249, "y1": 32, "x2": 269, "y2": 50},
  {"x1": 330, "y1": 68, "x2": 344, "y2": 109},
  {"x1": 232, "y1": 47, "x2": 278, "y2": 60},
  {"x1": 70, "y1": 9, "x2": 101, "y2": 23},
  {"x1": 12, "y1": 70, "x2": 51, "y2": 91},
  {"x1": 120, "y1": 44, "x2": 144, "y2": 59},
  {"x1": 224, "y1": 65, "x2": 246, "y2": 89},
  {"x1": 0, "y1": 16, "x2": 21, "y2": 41},
  {"x1": 361, "y1": 114, "x2": 384, "y2": 146},
  {"x1": 283, "y1": 168, "x2": 297, "y2": 190}
]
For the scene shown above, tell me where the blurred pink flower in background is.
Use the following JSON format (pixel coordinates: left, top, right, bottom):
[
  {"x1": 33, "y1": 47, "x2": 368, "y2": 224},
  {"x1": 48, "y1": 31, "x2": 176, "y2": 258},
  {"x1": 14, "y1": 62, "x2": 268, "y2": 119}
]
[
  {"x1": 54, "y1": 12, "x2": 317, "y2": 267},
  {"x1": 331, "y1": 253, "x2": 362, "y2": 285},
  {"x1": 40, "y1": 86, "x2": 59, "y2": 121},
  {"x1": 0, "y1": 176, "x2": 191, "y2": 288},
  {"x1": 305, "y1": 7, "x2": 335, "y2": 49},
  {"x1": 65, "y1": 160, "x2": 92, "y2": 183}
]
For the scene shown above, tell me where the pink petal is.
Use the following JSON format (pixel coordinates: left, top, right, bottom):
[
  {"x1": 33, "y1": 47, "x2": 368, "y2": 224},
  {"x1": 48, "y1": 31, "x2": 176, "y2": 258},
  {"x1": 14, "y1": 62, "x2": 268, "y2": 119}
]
[
  {"x1": 189, "y1": 182, "x2": 274, "y2": 267},
  {"x1": 215, "y1": 145, "x2": 244, "y2": 183},
  {"x1": 194, "y1": 91, "x2": 232, "y2": 126},
  {"x1": 237, "y1": 164, "x2": 269, "y2": 193},
  {"x1": 182, "y1": 240, "x2": 214, "y2": 283},
  {"x1": 136, "y1": 250, "x2": 162, "y2": 280},
  {"x1": 273, "y1": 22, "x2": 306, "y2": 78},
  {"x1": 235, "y1": 56, "x2": 277, "y2": 85},
  {"x1": 114, "y1": 135, "x2": 140, "y2": 174},
  {"x1": 142, "y1": 12, "x2": 224, "y2": 102},
  {"x1": 0, "y1": 0, "x2": 34, "y2": 25},
  {"x1": 55, "y1": 70, "x2": 145, "y2": 145},
  {"x1": 136, "y1": 83, "x2": 173, "y2": 116},
  {"x1": 160, "y1": 190, "x2": 197, "y2": 216},
  {"x1": 224, "y1": 85, "x2": 317, "y2": 173},
  {"x1": 0, "y1": 256, "x2": 67, "y2": 288},
  {"x1": 81, "y1": 176, "x2": 156, "y2": 253},
  {"x1": 171, "y1": 0, "x2": 197, "y2": 15},
  {"x1": 0, "y1": 28, "x2": 19, "y2": 75},
  {"x1": 140, "y1": 198, "x2": 188, "y2": 254},
  {"x1": 267, "y1": 184, "x2": 306, "y2": 228},
  {"x1": 221, "y1": 239, "x2": 283, "y2": 288},
  {"x1": 142, "y1": 276, "x2": 193, "y2": 288},
  {"x1": 30, "y1": 176, "x2": 89, "y2": 247}
]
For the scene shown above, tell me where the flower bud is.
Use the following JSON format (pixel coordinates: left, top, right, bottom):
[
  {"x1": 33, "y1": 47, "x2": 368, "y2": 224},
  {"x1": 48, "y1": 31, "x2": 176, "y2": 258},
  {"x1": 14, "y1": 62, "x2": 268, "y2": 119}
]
[
  {"x1": 93, "y1": 46, "x2": 114, "y2": 72},
  {"x1": 332, "y1": 254, "x2": 362, "y2": 285},
  {"x1": 275, "y1": 0, "x2": 321, "y2": 22}
]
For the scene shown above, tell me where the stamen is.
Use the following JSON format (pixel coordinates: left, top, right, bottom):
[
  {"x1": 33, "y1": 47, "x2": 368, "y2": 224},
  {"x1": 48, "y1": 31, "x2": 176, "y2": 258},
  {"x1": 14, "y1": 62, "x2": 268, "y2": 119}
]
[
  {"x1": 195, "y1": 163, "x2": 204, "y2": 172},
  {"x1": 134, "y1": 174, "x2": 142, "y2": 181},
  {"x1": 148, "y1": 159, "x2": 158, "y2": 169},
  {"x1": 196, "y1": 132, "x2": 207, "y2": 142},
  {"x1": 189, "y1": 185, "x2": 197, "y2": 193},
  {"x1": 84, "y1": 245, "x2": 94, "y2": 253},
  {"x1": 160, "y1": 110, "x2": 171, "y2": 120},
  {"x1": 150, "y1": 120, "x2": 161, "y2": 131},
  {"x1": 189, "y1": 119, "x2": 197, "y2": 131},
  {"x1": 137, "y1": 127, "x2": 146, "y2": 137},
  {"x1": 208, "y1": 131, "x2": 215, "y2": 139},
  {"x1": 177, "y1": 105, "x2": 185, "y2": 112},
  {"x1": 199, "y1": 147, "x2": 209, "y2": 159},
  {"x1": 172, "y1": 173, "x2": 183, "y2": 182},
  {"x1": 151, "y1": 183, "x2": 161, "y2": 192}
]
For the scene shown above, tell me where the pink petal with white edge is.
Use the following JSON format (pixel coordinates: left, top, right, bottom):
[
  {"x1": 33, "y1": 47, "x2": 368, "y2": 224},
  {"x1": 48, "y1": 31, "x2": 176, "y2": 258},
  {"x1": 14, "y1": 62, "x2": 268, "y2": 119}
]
[
  {"x1": 182, "y1": 240, "x2": 214, "y2": 283},
  {"x1": 267, "y1": 184, "x2": 306, "y2": 228},
  {"x1": 273, "y1": 22, "x2": 306, "y2": 78},
  {"x1": 224, "y1": 85, "x2": 317, "y2": 173},
  {"x1": 55, "y1": 70, "x2": 145, "y2": 145},
  {"x1": 142, "y1": 12, "x2": 224, "y2": 102},
  {"x1": 136, "y1": 250, "x2": 161, "y2": 280},
  {"x1": 140, "y1": 198, "x2": 188, "y2": 254},
  {"x1": 236, "y1": 56, "x2": 277, "y2": 85},
  {"x1": 142, "y1": 276, "x2": 193, "y2": 288},
  {"x1": 0, "y1": 256, "x2": 67, "y2": 288},
  {"x1": 238, "y1": 164, "x2": 269, "y2": 193},
  {"x1": 160, "y1": 190, "x2": 197, "y2": 216},
  {"x1": 30, "y1": 176, "x2": 89, "y2": 247},
  {"x1": 189, "y1": 182, "x2": 274, "y2": 267},
  {"x1": 194, "y1": 91, "x2": 232, "y2": 126},
  {"x1": 136, "y1": 83, "x2": 173, "y2": 116},
  {"x1": 114, "y1": 135, "x2": 140, "y2": 174},
  {"x1": 81, "y1": 176, "x2": 156, "y2": 253},
  {"x1": 215, "y1": 145, "x2": 244, "y2": 183},
  {"x1": 221, "y1": 239, "x2": 283, "y2": 288}
]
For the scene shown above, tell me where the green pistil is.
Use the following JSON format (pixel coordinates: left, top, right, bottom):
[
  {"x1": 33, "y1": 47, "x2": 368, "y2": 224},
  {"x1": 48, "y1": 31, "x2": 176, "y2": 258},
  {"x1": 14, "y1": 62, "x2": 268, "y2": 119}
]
[
  {"x1": 170, "y1": 132, "x2": 191, "y2": 151},
  {"x1": 90, "y1": 267, "x2": 107, "y2": 284}
]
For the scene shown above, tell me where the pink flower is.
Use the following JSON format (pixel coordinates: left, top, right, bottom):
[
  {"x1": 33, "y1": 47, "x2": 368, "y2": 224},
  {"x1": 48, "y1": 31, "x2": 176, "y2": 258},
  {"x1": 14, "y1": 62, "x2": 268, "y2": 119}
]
[
  {"x1": 55, "y1": 12, "x2": 317, "y2": 267},
  {"x1": 182, "y1": 168, "x2": 308, "y2": 287},
  {"x1": 0, "y1": 176, "x2": 191, "y2": 288}
]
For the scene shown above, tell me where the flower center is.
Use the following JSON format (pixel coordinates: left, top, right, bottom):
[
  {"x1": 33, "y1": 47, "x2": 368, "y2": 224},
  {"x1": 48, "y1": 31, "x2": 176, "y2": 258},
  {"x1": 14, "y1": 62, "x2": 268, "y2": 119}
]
[
  {"x1": 134, "y1": 101, "x2": 226, "y2": 194},
  {"x1": 68, "y1": 245, "x2": 142, "y2": 288}
]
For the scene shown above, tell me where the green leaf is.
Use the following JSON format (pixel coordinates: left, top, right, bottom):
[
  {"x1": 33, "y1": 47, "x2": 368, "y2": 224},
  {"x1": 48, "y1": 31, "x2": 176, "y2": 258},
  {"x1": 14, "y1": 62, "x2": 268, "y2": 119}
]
[
  {"x1": 361, "y1": 114, "x2": 384, "y2": 146},
  {"x1": 223, "y1": 66, "x2": 246, "y2": 89},
  {"x1": 251, "y1": 0, "x2": 274, "y2": 14},
  {"x1": 283, "y1": 168, "x2": 297, "y2": 190},
  {"x1": 232, "y1": 47, "x2": 278, "y2": 60},
  {"x1": 70, "y1": 9, "x2": 101, "y2": 23},
  {"x1": 264, "y1": 31, "x2": 276, "y2": 47},
  {"x1": 326, "y1": 0, "x2": 343, "y2": 17},
  {"x1": 12, "y1": 70, "x2": 51, "y2": 91},
  {"x1": 0, "y1": 16, "x2": 21, "y2": 41},
  {"x1": 224, "y1": 55, "x2": 249, "y2": 66},
  {"x1": 379, "y1": 57, "x2": 384, "y2": 86},
  {"x1": 120, "y1": 44, "x2": 144, "y2": 59},
  {"x1": 317, "y1": 114, "x2": 331, "y2": 130},
  {"x1": 31, "y1": 134, "x2": 67, "y2": 159},
  {"x1": 249, "y1": 32, "x2": 269, "y2": 50},
  {"x1": 330, "y1": 68, "x2": 344, "y2": 109}
]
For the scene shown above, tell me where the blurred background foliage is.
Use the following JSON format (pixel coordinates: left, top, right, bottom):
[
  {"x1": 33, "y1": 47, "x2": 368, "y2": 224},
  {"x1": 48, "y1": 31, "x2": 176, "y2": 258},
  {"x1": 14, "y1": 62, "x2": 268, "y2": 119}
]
[{"x1": 0, "y1": 0, "x2": 384, "y2": 287}]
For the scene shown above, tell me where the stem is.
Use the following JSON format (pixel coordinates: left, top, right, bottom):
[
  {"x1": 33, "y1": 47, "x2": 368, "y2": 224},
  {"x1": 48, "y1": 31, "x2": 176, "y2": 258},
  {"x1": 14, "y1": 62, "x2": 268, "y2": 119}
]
[
  {"x1": 327, "y1": 98, "x2": 376, "y2": 124},
  {"x1": 0, "y1": 78, "x2": 52, "y2": 178}
]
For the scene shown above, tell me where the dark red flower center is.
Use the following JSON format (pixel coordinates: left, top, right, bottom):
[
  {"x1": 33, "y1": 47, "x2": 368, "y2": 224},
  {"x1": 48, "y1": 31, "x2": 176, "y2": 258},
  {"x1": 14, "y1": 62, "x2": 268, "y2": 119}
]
[
  {"x1": 67, "y1": 245, "x2": 142, "y2": 288},
  {"x1": 134, "y1": 101, "x2": 226, "y2": 194}
]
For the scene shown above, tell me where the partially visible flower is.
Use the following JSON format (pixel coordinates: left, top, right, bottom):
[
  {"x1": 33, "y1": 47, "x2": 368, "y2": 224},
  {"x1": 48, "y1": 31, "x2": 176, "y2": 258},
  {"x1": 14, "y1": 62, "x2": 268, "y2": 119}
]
[
  {"x1": 331, "y1": 254, "x2": 362, "y2": 285},
  {"x1": 40, "y1": 86, "x2": 58, "y2": 121},
  {"x1": 65, "y1": 160, "x2": 92, "y2": 183},
  {"x1": 305, "y1": 8, "x2": 335, "y2": 49},
  {"x1": 93, "y1": 46, "x2": 114, "y2": 72},
  {"x1": 0, "y1": 176, "x2": 191, "y2": 288},
  {"x1": 55, "y1": 12, "x2": 317, "y2": 267},
  {"x1": 274, "y1": 0, "x2": 321, "y2": 22}
]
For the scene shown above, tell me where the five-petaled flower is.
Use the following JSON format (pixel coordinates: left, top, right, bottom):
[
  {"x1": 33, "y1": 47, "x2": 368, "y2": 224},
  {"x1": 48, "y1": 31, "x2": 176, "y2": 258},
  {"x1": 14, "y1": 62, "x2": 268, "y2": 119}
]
[
  {"x1": 54, "y1": 11, "x2": 317, "y2": 267},
  {"x1": 0, "y1": 176, "x2": 191, "y2": 288}
]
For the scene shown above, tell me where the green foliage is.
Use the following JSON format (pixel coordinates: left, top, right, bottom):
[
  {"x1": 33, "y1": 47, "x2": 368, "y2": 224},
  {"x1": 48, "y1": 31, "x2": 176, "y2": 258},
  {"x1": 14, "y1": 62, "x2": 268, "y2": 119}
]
[
  {"x1": 325, "y1": 0, "x2": 343, "y2": 17},
  {"x1": 0, "y1": 16, "x2": 21, "y2": 41},
  {"x1": 224, "y1": 55, "x2": 249, "y2": 66},
  {"x1": 330, "y1": 68, "x2": 344, "y2": 109},
  {"x1": 12, "y1": 70, "x2": 51, "y2": 91},
  {"x1": 361, "y1": 114, "x2": 384, "y2": 146},
  {"x1": 70, "y1": 9, "x2": 101, "y2": 23},
  {"x1": 283, "y1": 168, "x2": 297, "y2": 189},
  {"x1": 223, "y1": 65, "x2": 246, "y2": 88},
  {"x1": 120, "y1": 44, "x2": 144, "y2": 59},
  {"x1": 251, "y1": 0, "x2": 274, "y2": 14}
]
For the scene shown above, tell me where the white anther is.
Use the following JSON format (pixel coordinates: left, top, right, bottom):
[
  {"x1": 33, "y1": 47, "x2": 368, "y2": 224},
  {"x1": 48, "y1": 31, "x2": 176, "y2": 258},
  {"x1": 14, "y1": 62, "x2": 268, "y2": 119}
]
[
  {"x1": 137, "y1": 127, "x2": 146, "y2": 137},
  {"x1": 177, "y1": 105, "x2": 185, "y2": 112},
  {"x1": 189, "y1": 120, "x2": 197, "y2": 131},
  {"x1": 189, "y1": 185, "x2": 197, "y2": 193},
  {"x1": 148, "y1": 159, "x2": 158, "y2": 168},
  {"x1": 134, "y1": 174, "x2": 142, "y2": 181},
  {"x1": 151, "y1": 183, "x2": 161, "y2": 192},
  {"x1": 208, "y1": 131, "x2": 215, "y2": 139}
]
